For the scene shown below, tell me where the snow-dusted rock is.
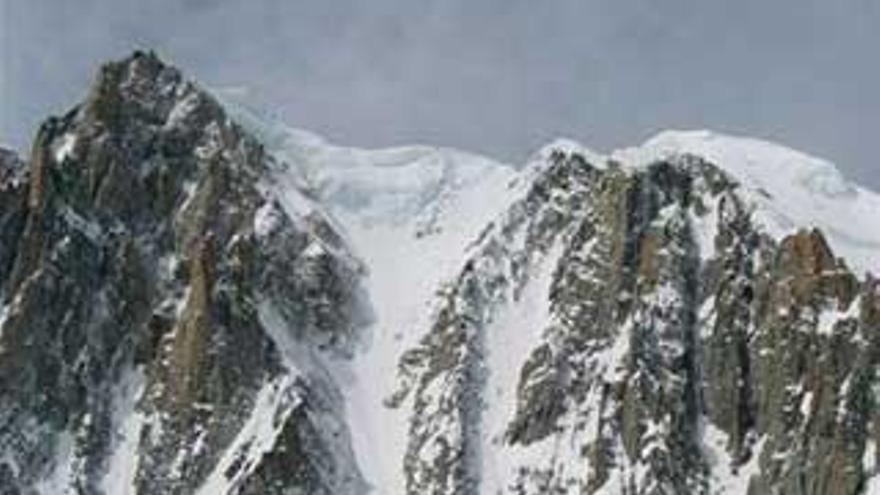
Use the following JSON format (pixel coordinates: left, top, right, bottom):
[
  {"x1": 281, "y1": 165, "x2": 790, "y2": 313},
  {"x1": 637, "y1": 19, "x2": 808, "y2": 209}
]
[
  {"x1": 0, "y1": 51, "x2": 367, "y2": 495},
  {"x1": 1, "y1": 52, "x2": 879, "y2": 495}
]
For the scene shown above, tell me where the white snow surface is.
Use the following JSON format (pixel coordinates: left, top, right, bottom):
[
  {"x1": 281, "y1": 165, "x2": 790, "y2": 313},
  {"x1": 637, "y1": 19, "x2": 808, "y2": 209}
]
[
  {"x1": 51, "y1": 132, "x2": 77, "y2": 163},
  {"x1": 99, "y1": 368, "x2": 146, "y2": 495},
  {"x1": 701, "y1": 420, "x2": 766, "y2": 494},
  {"x1": 865, "y1": 440, "x2": 880, "y2": 493},
  {"x1": 481, "y1": 240, "x2": 573, "y2": 494},
  {"x1": 0, "y1": 304, "x2": 8, "y2": 344},
  {"x1": 226, "y1": 104, "x2": 521, "y2": 493},
  {"x1": 816, "y1": 296, "x2": 860, "y2": 335},
  {"x1": 299, "y1": 144, "x2": 518, "y2": 495}
]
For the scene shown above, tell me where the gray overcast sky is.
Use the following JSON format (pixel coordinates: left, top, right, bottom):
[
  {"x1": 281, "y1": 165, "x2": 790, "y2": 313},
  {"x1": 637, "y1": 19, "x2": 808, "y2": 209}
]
[{"x1": 2, "y1": 1, "x2": 878, "y2": 187}]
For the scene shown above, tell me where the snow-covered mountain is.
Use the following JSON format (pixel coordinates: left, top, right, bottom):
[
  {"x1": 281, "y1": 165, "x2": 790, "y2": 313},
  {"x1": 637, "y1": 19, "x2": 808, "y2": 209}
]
[{"x1": 1, "y1": 52, "x2": 879, "y2": 495}]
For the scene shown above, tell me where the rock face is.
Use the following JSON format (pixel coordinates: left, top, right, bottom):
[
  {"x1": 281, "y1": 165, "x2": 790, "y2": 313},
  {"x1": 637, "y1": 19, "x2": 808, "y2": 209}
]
[
  {"x1": 391, "y1": 150, "x2": 880, "y2": 494},
  {"x1": 1, "y1": 52, "x2": 879, "y2": 495},
  {"x1": 0, "y1": 52, "x2": 367, "y2": 494}
]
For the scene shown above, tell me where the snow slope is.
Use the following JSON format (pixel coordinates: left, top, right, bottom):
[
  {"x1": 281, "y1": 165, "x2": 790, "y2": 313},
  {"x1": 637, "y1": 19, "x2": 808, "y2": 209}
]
[
  {"x1": 308, "y1": 146, "x2": 517, "y2": 495},
  {"x1": 226, "y1": 105, "x2": 522, "y2": 493}
]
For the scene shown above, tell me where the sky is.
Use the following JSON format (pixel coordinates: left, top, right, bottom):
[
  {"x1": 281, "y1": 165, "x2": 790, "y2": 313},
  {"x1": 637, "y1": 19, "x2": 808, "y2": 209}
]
[{"x1": 2, "y1": 0, "x2": 878, "y2": 187}]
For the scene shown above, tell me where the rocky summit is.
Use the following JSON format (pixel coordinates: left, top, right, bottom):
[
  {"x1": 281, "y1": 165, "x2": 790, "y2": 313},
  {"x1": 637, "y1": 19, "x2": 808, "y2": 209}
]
[{"x1": 0, "y1": 52, "x2": 879, "y2": 494}]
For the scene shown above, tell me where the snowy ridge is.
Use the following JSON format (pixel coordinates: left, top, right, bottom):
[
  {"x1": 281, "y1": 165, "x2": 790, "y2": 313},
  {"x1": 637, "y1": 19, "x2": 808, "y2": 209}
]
[
  {"x1": 614, "y1": 130, "x2": 880, "y2": 276},
  {"x1": 510, "y1": 129, "x2": 880, "y2": 277},
  {"x1": 531, "y1": 137, "x2": 607, "y2": 172},
  {"x1": 222, "y1": 99, "x2": 518, "y2": 230},
  {"x1": 227, "y1": 99, "x2": 880, "y2": 280}
]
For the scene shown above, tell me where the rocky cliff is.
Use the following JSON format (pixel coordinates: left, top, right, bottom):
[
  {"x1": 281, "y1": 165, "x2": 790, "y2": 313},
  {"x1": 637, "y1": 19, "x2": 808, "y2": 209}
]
[
  {"x1": 0, "y1": 52, "x2": 878, "y2": 494},
  {"x1": 0, "y1": 51, "x2": 367, "y2": 494},
  {"x1": 391, "y1": 150, "x2": 880, "y2": 494}
]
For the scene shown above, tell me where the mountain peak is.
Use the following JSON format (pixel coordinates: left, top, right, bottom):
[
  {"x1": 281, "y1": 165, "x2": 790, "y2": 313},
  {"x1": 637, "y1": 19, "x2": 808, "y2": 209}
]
[
  {"x1": 616, "y1": 129, "x2": 853, "y2": 197},
  {"x1": 0, "y1": 50, "x2": 369, "y2": 494},
  {"x1": 74, "y1": 50, "x2": 226, "y2": 137},
  {"x1": 531, "y1": 137, "x2": 606, "y2": 169},
  {"x1": 606, "y1": 129, "x2": 880, "y2": 275}
]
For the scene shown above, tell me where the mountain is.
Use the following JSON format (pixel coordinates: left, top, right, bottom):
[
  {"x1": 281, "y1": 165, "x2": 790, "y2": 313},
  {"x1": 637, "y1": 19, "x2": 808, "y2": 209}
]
[
  {"x1": 0, "y1": 51, "x2": 368, "y2": 494},
  {"x1": 0, "y1": 52, "x2": 878, "y2": 494}
]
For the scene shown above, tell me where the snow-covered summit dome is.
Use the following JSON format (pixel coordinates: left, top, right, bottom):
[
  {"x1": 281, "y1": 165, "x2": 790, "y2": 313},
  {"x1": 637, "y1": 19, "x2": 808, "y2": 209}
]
[{"x1": 610, "y1": 130, "x2": 880, "y2": 275}]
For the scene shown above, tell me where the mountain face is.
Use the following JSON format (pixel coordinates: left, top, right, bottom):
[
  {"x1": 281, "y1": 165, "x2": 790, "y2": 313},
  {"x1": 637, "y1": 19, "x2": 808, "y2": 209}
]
[
  {"x1": 0, "y1": 52, "x2": 367, "y2": 494},
  {"x1": 1, "y1": 52, "x2": 879, "y2": 495}
]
